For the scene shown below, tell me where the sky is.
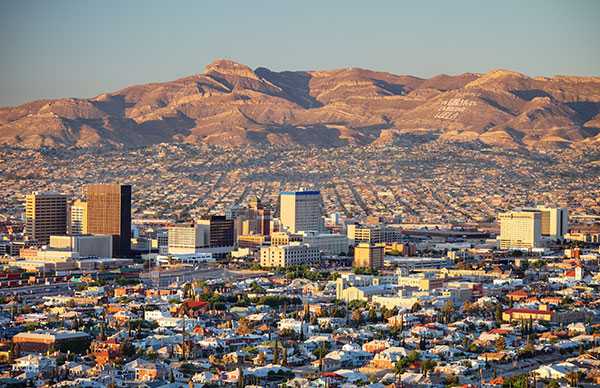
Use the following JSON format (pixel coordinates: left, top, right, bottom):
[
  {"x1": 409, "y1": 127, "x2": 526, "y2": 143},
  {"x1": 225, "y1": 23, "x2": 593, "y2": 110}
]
[{"x1": 1, "y1": 0, "x2": 599, "y2": 107}]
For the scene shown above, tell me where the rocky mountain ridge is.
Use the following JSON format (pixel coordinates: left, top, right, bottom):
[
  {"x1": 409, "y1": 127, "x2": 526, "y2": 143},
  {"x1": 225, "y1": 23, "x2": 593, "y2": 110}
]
[{"x1": 1, "y1": 59, "x2": 599, "y2": 149}]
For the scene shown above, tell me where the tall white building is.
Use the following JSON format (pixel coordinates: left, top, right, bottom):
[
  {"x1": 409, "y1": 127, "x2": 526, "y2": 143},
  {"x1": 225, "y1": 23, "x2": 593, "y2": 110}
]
[
  {"x1": 531, "y1": 206, "x2": 568, "y2": 240},
  {"x1": 498, "y1": 211, "x2": 541, "y2": 249},
  {"x1": 167, "y1": 224, "x2": 209, "y2": 255},
  {"x1": 279, "y1": 190, "x2": 323, "y2": 233},
  {"x1": 68, "y1": 199, "x2": 88, "y2": 235}
]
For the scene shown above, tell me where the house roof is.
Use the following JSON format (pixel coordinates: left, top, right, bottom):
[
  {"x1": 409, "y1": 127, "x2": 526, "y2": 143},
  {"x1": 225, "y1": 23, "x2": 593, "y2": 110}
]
[{"x1": 504, "y1": 308, "x2": 552, "y2": 315}]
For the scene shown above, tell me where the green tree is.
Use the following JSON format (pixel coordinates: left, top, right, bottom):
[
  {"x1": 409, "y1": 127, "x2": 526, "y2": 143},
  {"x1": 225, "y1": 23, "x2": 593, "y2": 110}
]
[
  {"x1": 441, "y1": 300, "x2": 455, "y2": 323},
  {"x1": 368, "y1": 307, "x2": 378, "y2": 323}
]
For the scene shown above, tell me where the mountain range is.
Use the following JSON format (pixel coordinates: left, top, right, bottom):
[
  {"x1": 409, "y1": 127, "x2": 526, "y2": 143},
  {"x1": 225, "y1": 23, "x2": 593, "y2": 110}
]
[{"x1": 1, "y1": 59, "x2": 600, "y2": 149}]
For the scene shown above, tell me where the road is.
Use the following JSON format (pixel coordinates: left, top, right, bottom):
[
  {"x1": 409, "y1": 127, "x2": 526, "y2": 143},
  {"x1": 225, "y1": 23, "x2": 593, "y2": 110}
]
[{"x1": 0, "y1": 282, "x2": 73, "y2": 300}]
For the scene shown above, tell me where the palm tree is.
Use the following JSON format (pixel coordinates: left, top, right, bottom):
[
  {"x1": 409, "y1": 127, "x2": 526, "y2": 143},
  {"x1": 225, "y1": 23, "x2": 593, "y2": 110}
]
[{"x1": 394, "y1": 360, "x2": 405, "y2": 384}]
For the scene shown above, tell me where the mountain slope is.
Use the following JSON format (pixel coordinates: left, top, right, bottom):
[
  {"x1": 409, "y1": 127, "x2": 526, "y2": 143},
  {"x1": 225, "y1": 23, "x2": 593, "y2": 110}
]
[{"x1": 1, "y1": 60, "x2": 599, "y2": 149}]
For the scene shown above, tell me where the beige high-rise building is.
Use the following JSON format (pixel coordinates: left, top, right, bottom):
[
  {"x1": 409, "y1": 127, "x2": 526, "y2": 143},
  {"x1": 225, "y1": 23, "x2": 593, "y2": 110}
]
[
  {"x1": 25, "y1": 192, "x2": 68, "y2": 245},
  {"x1": 498, "y1": 211, "x2": 541, "y2": 249},
  {"x1": 353, "y1": 243, "x2": 385, "y2": 270},
  {"x1": 532, "y1": 206, "x2": 568, "y2": 240},
  {"x1": 279, "y1": 190, "x2": 323, "y2": 233},
  {"x1": 69, "y1": 199, "x2": 88, "y2": 235}
]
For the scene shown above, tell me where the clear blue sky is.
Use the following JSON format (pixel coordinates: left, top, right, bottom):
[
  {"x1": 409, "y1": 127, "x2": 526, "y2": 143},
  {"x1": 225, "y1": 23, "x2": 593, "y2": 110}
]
[{"x1": 1, "y1": 0, "x2": 599, "y2": 106}]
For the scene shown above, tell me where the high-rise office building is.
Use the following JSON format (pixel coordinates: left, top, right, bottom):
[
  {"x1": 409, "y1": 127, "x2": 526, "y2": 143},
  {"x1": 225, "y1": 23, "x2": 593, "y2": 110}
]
[
  {"x1": 531, "y1": 206, "x2": 568, "y2": 240},
  {"x1": 68, "y1": 199, "x2": 88, "y2": 235},
  {"x1": 231, "y1": 196, "x2": 272, "y2": 240},
  {"x1": 353, "y1": 243, "x2": 384, "y2": 270},
  {"x1": 25, "y1": 192, "x2": 68, "y2": 245},
  {"x1": 246, "y1": 196, "x2": 271, "y2": 236},
  {"x1": 197, "y1": 215, "x2": 234, "y2": 247},
  {"x1": 85, "y1": 184, "x2": 132, "y2": 257},
  {"x1": 279, "y1": 190, "x2": 323, "y2": 233},
  {"x1": 498, "y1": 211, "x2": 541, "y2": 249}
]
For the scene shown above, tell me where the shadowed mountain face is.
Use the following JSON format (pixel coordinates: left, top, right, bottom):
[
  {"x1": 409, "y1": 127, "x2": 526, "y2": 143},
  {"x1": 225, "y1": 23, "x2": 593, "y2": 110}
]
[{"x1": 1, "y1": 60, "x2": 600, "y2": 149}]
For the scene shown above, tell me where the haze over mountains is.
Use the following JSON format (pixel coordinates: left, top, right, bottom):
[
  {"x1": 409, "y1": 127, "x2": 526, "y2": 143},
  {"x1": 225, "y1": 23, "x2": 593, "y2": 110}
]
[{"x1": 1, "y1": 59, "x2": 600, "y2": 149}]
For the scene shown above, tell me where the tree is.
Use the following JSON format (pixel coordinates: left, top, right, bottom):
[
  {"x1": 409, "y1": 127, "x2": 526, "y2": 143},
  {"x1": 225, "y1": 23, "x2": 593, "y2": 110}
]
[
  {"x1": 318, "y1": 343, "x2": 325, "y2": 372},
  {"x1": 368, "y1": 307, "x2": 378, "y2": 323},
  {"x1": 394, "y1": 359, "x2": 405, "y2": 382},
  {"x1": 351, "y1": 309, "x2": 362, "y2": 326},
  {"x1": 547, "y1": 380, "x2": 559, "y2": 388},
  {"x1": 496, "y1": 336, "x2": 506, "y2": 352},
  {"x1": 441, "y1": 300, "x2": 455, "y2": 323},
  {"x1": 282, "y1": 346, "x2": 288, "y2": 367},
  {"x1": 495, "y1": 304, "x2": 503, "y2": 324},
  {"x1": 273, "y1": 339, "x2": 280, "y2": 365},
  {"x1": 421, "y1": 359, "x2": 436, "y2": 376},
  {"x1": 411, "y1": 302, "x2": 421, "y2": 313}
]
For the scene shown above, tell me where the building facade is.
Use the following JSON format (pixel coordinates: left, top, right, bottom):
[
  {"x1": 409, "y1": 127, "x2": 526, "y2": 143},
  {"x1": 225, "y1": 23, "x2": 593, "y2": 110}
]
[
  {"x1": 299, "y1": 231, "x2": 349, "y2": 255},
  {"x1": 498, "y1": 211, "x2": 541, "y2": 250},
  {"x1": 68, "y1": 199, "x2": 88, "y2": 235},
  {"x1": 85, "y1": 184, "x2": 132, "y2": 257},
  {"x1": 49, "y1": 235, "x2": 112, "y2": 258},
  {"x1": 167, "y1": 224, "x2": 208, "y2": 255},
  {"x1": 353, "y1": 243, "x2": 385, "y2": 270},
  {"x1": 25, "y1": 192, "x2": 68, "y2": 245},
  {"x1": 279, "y1": 190, "x2": 323, "y2": 233},
  {"x1": 531, "y1": 206, "x2": 568, "y2": 240},
  {"x1": 260, "y1": 243, "x2": 321, "y2": 268},
  {"x1": 197, "y1": 215, "x2": 234, "y2": 247}
]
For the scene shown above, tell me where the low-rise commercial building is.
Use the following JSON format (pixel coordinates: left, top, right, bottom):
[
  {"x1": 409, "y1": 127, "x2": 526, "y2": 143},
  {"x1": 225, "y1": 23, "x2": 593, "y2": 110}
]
[{"x1": 260, "y1": 243, "x2": 320, "y2": 268}]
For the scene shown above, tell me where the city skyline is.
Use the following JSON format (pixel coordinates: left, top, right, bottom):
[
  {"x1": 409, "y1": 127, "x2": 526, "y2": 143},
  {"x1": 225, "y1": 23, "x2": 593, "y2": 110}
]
[{"x1": 1, "y1": 2, "x2": 600, "y2": 386}]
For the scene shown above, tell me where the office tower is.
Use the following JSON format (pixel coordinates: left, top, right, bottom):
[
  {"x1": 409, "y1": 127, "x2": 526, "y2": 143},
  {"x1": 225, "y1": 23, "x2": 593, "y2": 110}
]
[
  {"x1": 68, "y1": 199, "x2": 88, "y2": 235},
  {"x1": 232, "y1": 196, "x2": 272, "y2": 240},
  {"x1": 534, "y1": 206, "x2": 568, "y2": 240},
  {"x1": 498, "y1": 211, "x2": 541, "y2": 249},
  {"x1": 353, "y1": 243, "x2": 384, "y2": 270},
  {"x1": 25, "y1": 192, "x2": 68, "y2": 245},
  {"x1": 167, "y1": 223, "x2": 208, "y2": 255},
  {"x1": 279, "y1": 190, "x2": 323, "y2": 233},
  {"x1": 247, "y1": 196, "x2": 271, "y2": 236},
  {"x1": 85, "y1": 184, "x2": 132, "y2": 257},
  {"x1": 157, "y1": 230, "x2": 169, "y2": 254},
  {"x1": 197, "y1": 215, "x2": 234, "y2": 247}
]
